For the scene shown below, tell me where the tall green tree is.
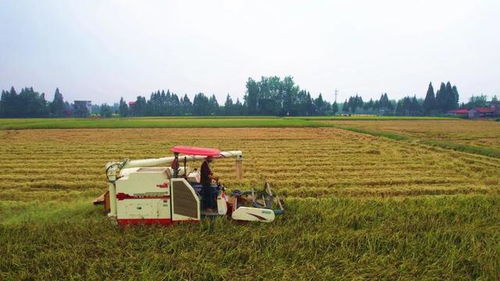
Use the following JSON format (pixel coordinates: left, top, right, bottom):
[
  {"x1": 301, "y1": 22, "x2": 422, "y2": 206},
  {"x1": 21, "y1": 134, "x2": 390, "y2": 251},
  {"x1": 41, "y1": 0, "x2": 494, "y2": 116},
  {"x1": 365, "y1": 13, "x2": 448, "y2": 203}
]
[
  {"x1": 331, "y1": 101, "x2": 338, "y2": 115},
  {"x1": 491, "y1": 95, "x2": 498, "y2": 104},
  {"x1": 346, "y1": 95, "x2": 363, "y2": 113},
  {"x1": 465, "y1": 95, "x2": 488, "y2": 108},
  {"x1": 118, "y1": 97, "x2": 128, "y2": 117},
  {"x1": 245, "y1": 78, "x2": 259, "y2": 114},
  {"x1": 342, "y1": 99, "x2": 349, "y2": 113},
  {"x1": 50, "y1": 88, "x2": 65, "y2": 117},
  {"x1": 423, "y1": 82, "x2": 436, "y2": 114},
  {"x1": 313, "y1": 94, "x2": 331, "y2": 115},
  {"x1": 434, "y1": 82, "x2": 460, "y2": 112},
  {"x1": 451, "y1": 85, "x2": 459, "y2": 109},
  {"x1": 100, "y1": 104, "x2": 113, "y2": 118},
  {"x1": 224, "y1": 94, "x2": 234, "y2": 116},
  {"x1": 129, "y1": 96, "x2": 147, "y2": 116},
  {"x1": 363, "y1": 99, "x2": 372, "y2": 111},
  {"x1": 378, "y1": 93, "x2": 393, "y2": 114},
  {"x1": 445, "y1": 82, "x2": 455, "y2": 111},
  {"x1": 180, "y1": 94, "x2": 192, "y2": 115},
  {"x1": 208, "y1": 94, "x2": 219, "y2": 115},
  {"x1": 0, "y1": 87, "x2": 49, "y2": 117},
  {"x1": 281, "y1": 76, "x2": 298, "y2": 115},
  {"x1": 435, "y1": 83, "x2": 445, "y2": 112},
  {"x1": 305, "y1": 92, "x2": 315, "y2": 115},
  {"x1": 19, "y1": 87, "x2": 49, "y2": 117},
  {"x1": 234, "y1": 98, "x2": 245, "y2": 115},
  {"x1": 193, "y1": 93, "x2": 210, "y2": 115}
]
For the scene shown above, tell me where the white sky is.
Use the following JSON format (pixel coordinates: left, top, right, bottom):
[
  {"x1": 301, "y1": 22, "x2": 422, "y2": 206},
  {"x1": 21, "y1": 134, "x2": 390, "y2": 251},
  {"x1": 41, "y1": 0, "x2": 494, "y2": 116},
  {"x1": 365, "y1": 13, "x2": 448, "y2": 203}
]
[{"x1": 0, "y1": 0, "x2": 499, "y2": 104}]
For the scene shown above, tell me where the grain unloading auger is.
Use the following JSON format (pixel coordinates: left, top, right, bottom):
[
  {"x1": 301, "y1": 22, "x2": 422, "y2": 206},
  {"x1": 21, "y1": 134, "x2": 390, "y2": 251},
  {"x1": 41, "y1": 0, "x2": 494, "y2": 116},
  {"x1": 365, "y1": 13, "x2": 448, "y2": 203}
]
[{"x1": 95, "y1": 146, "x2": 284, "y2": 226}]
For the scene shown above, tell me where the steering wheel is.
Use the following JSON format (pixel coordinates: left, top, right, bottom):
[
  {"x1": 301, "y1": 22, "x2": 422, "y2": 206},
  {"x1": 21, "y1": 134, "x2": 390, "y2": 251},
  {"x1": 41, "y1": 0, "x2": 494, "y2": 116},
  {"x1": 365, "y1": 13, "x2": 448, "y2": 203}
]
[{"x1": 231, "y1": 190, "x2": 242, "y2": 197}]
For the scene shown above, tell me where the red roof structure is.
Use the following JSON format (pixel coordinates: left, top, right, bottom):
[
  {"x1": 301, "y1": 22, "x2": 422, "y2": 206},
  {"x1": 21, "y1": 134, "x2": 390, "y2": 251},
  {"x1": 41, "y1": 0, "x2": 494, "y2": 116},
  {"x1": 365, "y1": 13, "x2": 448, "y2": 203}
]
[
  {"x1": 170, "y1": 146, "x2": 221, "y2": 156},
  {"x1": 128, "y1": 101, "x2": 136, "y2": 106},
  {"x1": 448, "y1": 109, "x2": 469, "y2": 114},
  {"x1": 473, "y1": 107, "x2": 494, "y2": 113}
]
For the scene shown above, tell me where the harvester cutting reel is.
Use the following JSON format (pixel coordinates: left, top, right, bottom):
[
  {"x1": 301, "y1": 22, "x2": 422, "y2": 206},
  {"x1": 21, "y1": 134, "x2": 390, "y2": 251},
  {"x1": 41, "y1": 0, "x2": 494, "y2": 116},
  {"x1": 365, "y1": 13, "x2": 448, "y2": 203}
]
[{"x1": 230, "y1": 182, "x2": 285, "y2": 216}]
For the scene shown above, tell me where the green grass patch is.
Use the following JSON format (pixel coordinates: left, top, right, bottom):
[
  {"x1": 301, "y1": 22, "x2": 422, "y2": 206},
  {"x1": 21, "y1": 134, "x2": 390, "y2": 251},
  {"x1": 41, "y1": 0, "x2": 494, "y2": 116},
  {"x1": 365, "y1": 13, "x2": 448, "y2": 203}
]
[
  {"x1": 0, "y1": 195, "x2": 498, "y2": 280},
  {"x1": 134, "y1": 116, "x2": 280, "y2": 119},
  {"x1": 421, "y1": 140, "x2": 500, "y2": 158},
  {"x1": 328, "y1": 124, "x2": 411, "y2": 141},
  {"x1": 0, "y1": 116, "x2": 460, "y2": 130},
  {"x1": 0, "y1": 117, "x2": 325, "y2": 130},
  {"x1": 291, "y1": 115, "x2": 458, "y2": 121}
]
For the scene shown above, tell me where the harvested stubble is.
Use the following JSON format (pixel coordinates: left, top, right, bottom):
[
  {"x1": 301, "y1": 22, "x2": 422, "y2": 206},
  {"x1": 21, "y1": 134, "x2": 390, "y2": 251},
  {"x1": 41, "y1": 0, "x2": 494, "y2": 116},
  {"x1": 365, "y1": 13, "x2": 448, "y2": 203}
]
[
  {"x1": 0, "y1": 127, "x2": 499, "y2": 280},
  {"x1": 0, "y1": 128, "x2": 498, "y2": 200}
]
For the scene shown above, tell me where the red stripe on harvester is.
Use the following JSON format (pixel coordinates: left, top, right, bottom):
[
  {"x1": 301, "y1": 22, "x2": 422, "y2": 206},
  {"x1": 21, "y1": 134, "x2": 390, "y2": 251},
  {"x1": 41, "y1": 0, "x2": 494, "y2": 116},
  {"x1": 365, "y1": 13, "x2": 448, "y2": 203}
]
[
  {"x1": 247, "y1": 213, "x2": 267, "y2": 221},
  {"x1": 117, "y1": 218, "x2": 173, "y2": 225},
  {"x1": 116, "y1": 192, "x2": 170, "y2": 201},
  {"x1": 117, "y1": 218, "x2": 200, "y2": 226},
  {"x1": 156, "y1": 182, "x2": 169, "y2": 188}
]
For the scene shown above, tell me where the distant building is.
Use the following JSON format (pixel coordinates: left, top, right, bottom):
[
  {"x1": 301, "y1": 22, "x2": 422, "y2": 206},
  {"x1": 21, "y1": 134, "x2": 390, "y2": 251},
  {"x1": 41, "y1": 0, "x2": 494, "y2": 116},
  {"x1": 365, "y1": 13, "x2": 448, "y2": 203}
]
[
  {"x1": 73, "y1": 100, "x2": 92, "y2": 117},
  {"x1": 448, "y1": 104, "x2": 499, "y2": 119},
  {"x1": 491, "y1": 103, "x2": 500, "y2": 115},
  {"x1": 468, "y1": 107, "x2": 494, "y2": 119},
  {"x1": 448, "y1": 109, "x2": 469, "y2": 117}
]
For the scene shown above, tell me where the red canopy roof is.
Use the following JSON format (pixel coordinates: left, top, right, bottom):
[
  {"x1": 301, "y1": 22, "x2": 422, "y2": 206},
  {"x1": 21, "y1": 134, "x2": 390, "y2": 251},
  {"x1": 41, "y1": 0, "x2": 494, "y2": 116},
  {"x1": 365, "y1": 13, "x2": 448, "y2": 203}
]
[{"x1": 170, "y1": 146, "x2": 221, "y2": 156}]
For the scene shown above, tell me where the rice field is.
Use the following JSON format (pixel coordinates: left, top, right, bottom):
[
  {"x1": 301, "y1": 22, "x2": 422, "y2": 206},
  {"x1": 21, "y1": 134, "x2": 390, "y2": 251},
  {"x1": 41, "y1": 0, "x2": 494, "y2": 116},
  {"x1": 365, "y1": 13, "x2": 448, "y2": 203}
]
[
  {"x1": 0, "y1": 128, "x2": 498, "y2": 201},
  {"x1": 1, "y1": 126, "x2": 499, "y2": 280},
  {"x1": 330, "y1": 119, "x2": 500, "y2": 150}
]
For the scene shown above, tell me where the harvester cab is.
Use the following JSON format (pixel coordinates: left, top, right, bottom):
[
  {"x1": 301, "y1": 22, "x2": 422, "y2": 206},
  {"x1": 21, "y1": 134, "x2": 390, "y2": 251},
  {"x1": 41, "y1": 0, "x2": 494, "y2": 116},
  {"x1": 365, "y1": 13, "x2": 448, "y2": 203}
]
[{"x1": 95, "y1": 146, "x2": 283, "y2": 226}]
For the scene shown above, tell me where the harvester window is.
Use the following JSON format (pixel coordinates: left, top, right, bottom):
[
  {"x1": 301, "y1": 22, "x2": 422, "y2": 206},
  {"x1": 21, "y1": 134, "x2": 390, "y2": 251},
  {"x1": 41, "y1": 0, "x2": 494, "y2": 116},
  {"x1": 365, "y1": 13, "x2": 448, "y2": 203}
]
[{"x1": 172, "y1": 179, "x2": 199, "y2": 219}]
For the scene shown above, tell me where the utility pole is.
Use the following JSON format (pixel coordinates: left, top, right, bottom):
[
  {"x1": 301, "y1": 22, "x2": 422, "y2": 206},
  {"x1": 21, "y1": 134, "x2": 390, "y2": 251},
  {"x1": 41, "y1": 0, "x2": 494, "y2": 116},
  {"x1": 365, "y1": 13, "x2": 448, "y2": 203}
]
[{"x1": 334, "y1": 88, "x2": 338, "y2": 103}]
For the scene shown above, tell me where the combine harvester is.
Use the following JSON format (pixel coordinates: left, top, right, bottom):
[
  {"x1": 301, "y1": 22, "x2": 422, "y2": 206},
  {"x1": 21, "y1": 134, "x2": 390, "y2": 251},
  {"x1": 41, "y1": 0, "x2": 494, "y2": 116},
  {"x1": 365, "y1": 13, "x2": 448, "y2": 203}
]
[{"x1": 96, "y1": 146, "x2": 283, "y2": 226}]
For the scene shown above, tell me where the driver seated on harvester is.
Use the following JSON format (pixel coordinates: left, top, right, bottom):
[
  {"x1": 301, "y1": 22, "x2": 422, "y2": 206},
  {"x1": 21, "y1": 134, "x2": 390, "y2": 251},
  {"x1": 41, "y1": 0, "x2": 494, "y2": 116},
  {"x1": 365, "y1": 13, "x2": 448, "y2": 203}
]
[{"x1": 200, "y1": 156, "x2": 218, "y2": 213}]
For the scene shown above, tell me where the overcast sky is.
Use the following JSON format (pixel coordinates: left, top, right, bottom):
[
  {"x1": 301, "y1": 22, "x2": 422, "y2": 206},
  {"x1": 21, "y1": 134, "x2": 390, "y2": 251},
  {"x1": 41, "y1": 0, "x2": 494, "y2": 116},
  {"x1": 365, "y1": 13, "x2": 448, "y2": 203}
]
[{"x1": 1, "y1": 0, "x2": 499, "y2": 104}]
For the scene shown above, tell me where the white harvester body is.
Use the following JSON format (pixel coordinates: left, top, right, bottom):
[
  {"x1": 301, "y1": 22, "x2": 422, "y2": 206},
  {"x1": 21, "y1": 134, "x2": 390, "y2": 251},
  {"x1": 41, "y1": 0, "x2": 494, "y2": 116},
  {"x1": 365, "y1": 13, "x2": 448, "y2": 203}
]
[
  {"x1": 115, "y1": 167, "x2": 172, "y2": 224},
  {"x1": 102, "y1": 146, "x2": 280, "y2": 226}
]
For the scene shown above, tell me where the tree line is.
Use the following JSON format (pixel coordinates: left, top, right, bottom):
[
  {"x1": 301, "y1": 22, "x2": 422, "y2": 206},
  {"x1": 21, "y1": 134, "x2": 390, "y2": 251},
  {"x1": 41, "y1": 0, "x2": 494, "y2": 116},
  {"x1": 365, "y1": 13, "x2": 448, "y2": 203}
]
[
  {"x1": 118, "y1": 76, "x2": 336, "y2": 117},
  {"x1": 1, "y1": 77, "x2": 496, "y2": 118},
  {"x1": 0, "y1": 87, "x2": 70, "y2": 117},
  {"x1": 340, "y1": 82, "x2": 461, "y2": 116},
  {"x1": 0, "y1": 87, "x2": 109, "y2": 118}
]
